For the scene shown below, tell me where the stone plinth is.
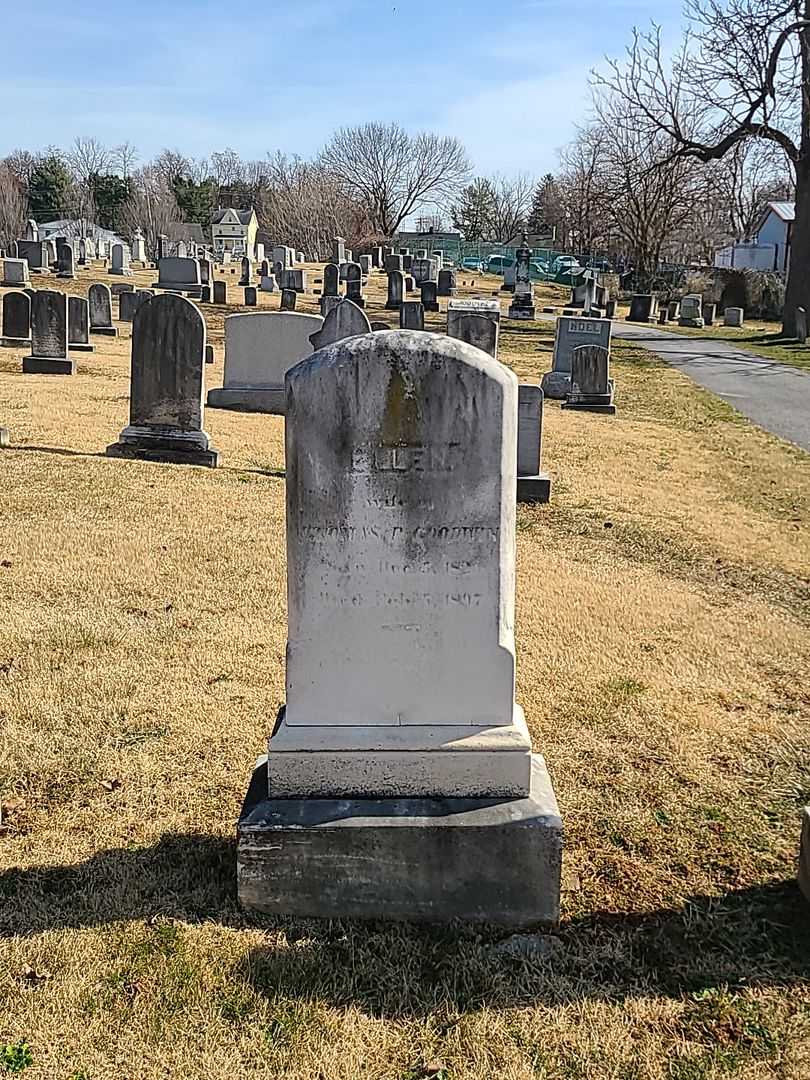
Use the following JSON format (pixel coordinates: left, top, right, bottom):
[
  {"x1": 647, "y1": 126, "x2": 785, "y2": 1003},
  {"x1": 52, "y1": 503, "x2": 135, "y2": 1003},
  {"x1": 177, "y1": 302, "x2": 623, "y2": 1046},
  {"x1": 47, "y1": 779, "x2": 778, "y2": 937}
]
[{"x1": 517, "y1": 384, "x2": 551, "y2": 504}]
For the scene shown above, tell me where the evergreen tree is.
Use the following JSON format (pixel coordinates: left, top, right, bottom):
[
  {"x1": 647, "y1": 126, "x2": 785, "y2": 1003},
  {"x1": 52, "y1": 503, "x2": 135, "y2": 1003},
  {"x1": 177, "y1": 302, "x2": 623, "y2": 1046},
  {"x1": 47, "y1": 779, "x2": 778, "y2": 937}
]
[
  {"x1": 89, "y1": 173, "x2": 131, "y2": 230},
  {"x1": 450, "y1": 177, "x2": 496, "y2": 241},
  {"x1": 171, "y1": 175, "x2": 217, "y2": 225},
  {"x1": 28, "y1": 154, "x2": 73, "y2": 220}
]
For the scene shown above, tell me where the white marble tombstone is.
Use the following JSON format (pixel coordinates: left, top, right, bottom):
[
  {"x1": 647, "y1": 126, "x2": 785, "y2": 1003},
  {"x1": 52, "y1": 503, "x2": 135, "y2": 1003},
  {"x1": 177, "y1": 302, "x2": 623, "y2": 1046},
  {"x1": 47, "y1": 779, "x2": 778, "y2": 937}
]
[
  {"x1": 237, "y1": 330, "x2": 562, "y2": 925},
  {"x1": 109, "y1": 243, "x2": 133, "y2": 276}
]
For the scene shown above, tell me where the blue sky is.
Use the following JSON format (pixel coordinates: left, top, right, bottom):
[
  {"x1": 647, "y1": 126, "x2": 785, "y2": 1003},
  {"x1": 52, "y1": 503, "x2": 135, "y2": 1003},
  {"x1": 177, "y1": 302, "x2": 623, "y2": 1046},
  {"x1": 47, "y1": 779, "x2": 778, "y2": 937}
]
[{"x1": 1, "y1": 0, "x2": 684, "y2": 177}]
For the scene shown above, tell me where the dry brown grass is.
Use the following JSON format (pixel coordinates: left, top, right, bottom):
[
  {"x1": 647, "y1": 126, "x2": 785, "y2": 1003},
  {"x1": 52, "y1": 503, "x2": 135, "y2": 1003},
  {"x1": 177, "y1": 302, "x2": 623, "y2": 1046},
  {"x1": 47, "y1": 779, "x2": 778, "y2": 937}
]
[{"x1": 0, "y1": 264, "x2": 809, "y2": 1080}]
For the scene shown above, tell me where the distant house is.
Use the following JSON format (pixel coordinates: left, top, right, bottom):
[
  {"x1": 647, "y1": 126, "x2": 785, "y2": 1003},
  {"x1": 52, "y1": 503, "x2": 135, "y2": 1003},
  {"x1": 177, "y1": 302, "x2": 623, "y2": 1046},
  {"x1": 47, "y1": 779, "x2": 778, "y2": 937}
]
[
  {"x1": 166, "y1": 222, "x2": 207, "y2": 248},
  {"x1": 37, "y1": 219, "x2": 123, "y2": 246},
  {"x1": 210, "y1": 208, "x2": 258, "y2": 258},
  {"x1": 714, "y1": 201, "x2": 794, "y2": 274}
]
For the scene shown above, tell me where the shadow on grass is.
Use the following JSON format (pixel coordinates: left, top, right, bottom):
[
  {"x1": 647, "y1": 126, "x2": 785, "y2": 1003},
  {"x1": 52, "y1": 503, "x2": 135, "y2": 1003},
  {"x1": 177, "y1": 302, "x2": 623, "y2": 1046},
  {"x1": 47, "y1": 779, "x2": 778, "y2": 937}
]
[{"x1": 2, "y1": 833, "x2": 809, "y2": 1012}]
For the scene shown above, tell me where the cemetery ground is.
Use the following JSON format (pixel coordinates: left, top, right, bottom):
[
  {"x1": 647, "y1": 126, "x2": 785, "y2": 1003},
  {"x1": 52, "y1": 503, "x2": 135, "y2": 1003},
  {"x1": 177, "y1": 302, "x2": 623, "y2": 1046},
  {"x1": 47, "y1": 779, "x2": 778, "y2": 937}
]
[
  {"x1": 1, "y1": 266, "x2": 809, "y2": 1080},
  {"x1": 658, "y1": 320, "x2": 810, "y2": 375}
]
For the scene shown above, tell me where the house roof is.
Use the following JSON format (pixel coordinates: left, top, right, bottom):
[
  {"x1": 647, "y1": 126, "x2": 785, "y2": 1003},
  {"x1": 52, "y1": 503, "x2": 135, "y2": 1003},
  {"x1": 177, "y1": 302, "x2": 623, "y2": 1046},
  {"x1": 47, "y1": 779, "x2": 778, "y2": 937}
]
[
  {"x1": 211, "y1": 208, "x2": 255, "y2": 226},
  {"x1": 767, "y1": 201, "x2": 795, "y2": 222},
  {"x1": 166, "y1": 222, "x2": 206, "y2": 243}
]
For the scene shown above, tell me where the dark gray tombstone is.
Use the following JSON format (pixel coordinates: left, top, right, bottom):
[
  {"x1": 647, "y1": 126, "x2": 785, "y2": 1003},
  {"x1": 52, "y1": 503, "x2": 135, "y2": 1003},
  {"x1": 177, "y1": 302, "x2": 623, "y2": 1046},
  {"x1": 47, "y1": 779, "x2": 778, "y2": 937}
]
[
  {"x1": 324, "y1": 263, "x2": 340, "y2": 297},
  {"x1": 703, "y1": 303, "x2": 716, "y2": 327},
  {"x1": 605, "y1": 299, "x2": 617, "y2": 319},
  {"x1": 16, "y1": 240, "x2": 50, "y2": 273},
  {"x1": 106, "y1": 293, "x2": 219, "y2": 466},
  {"x1": 239, "y1": 257, "x2": 253, "y2": 286},
  {"x1": 57, "y1": 244, "x2": 76, "y2": 278},
  {"x1": 213, "y1": 281, "x2": 227, "y2": 304},
  {"x1": 245, "y1": 286, "x2": 258, "y2": 306},
  {"x1": 280, "y1": 289, "x2": 297, "y2": 311},
  {"x1": 658, "y1": 308, "x2": 668, "y2": 325},
  {"x1": 797, "y1": 306, "x2": 807, "y2": 344},
  {"x1": 402, "y1": 253, "x2": 413, "y2": 271},
  {"x1": 404, "y1": 275, "x2": 415, "y2": 293},
  {"x1": 319, "y1": 295, "x2": 341, "y2": 318},
  {"x1": 563, "y1": 345, "x2": 616, "y2": 414},
  {"x1": 517, "y1": 384, "x2": 551, "y2": 504},
  {"x1": 420, "y1": 280, "x2": 439, "y2": 312},
  {"x1": 399, "y1": 301, "x2": 425, "y2": 330},
  {"x1": 667, "y1": 300, "x2": 680, "y2": 321},
  {"x1": 309, "y1": 299, "x2": 371, "y2": 350},
  {"x1": 507, "y1": 235, "x2": 536, "y2": 319},
  {"x1": 24, "y1": 290, "x2": 74, "y2": 374},
  {"x1": 1, "y1": 290, "x2": 31, "y2": 345},
  {"x1": 345, "y1": 263, "x2": 364, "y2": 308},
  {"x1": 370, "y1": 320, "x2": 391, "y2": 331},
  {"x1": 205, "y1": 344, "x2": 215, "y2": 365},
  {"x1": 201, "y1": 285, "x2": 211, "y2": 303},
  {"x1": 447, "y1": 312, "x2": 498, "y2": 359},
  {"x1": 89, "y1": 283, "x2": 116, "y2": 336},
  {"x1": 627, "y1": 294, "x2": 657, "y2": 322},
  {"x1": 157, "y1": 234, "x2": 168, "y2": 260},
  {"x1": 68, "y1": 295, "x2": 93, "y2": 351},
  {"x1": 111, "y1": 282, "x2": 135, "y2": 297},
  {"x1": 385, "y1": 270, "x2": 404, "y2": 310},
  {"x1": 384, "y1": 254, "x2": 404, "y2": 274},
  {"x1": 120, "y1": 290, "x2": 151, "y2": 323},
  {"x1": 437, "y1": 269, "x2": 456, "y2": 297}
]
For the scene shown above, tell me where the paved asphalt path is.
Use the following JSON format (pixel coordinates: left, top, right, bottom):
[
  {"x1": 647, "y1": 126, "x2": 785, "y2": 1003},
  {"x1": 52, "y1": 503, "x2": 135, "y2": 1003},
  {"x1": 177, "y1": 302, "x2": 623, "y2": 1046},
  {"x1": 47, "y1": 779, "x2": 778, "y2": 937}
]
[{"x1": 610, "y1": 321, "x2": 810, "y2": 452}]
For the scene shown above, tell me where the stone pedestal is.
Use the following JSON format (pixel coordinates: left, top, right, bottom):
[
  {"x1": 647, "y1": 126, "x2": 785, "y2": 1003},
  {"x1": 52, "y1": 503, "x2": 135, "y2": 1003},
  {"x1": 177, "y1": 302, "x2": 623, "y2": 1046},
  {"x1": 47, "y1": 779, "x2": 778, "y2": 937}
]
[
  {"x1": 238, "y1": 754, "x2": 562, "y2": 925},
  {"x1": 23, "y1": 356, "x2": 76, "y2": 375}
]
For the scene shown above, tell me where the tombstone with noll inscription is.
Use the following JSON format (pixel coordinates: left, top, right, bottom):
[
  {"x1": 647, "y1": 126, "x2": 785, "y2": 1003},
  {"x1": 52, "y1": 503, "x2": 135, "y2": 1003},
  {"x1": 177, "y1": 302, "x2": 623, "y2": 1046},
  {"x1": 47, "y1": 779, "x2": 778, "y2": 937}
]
[
  {"x1": 208, "y1": 310, "x2": 322, "y2": 414},
  {"x1": 517, "y1": 384, "x2": 551, "y2": 504},
  {"x1": 89, "y1": 283, "x2": 117, "y2": 336},
  {"x1": 0, "y1": 291, "x2": 31, "y2": 347},
  {"x1": 236, "y1": 329, "x2": 562, "y2": 925},
  {"x1": 24, "y1": 290, "x2": 74, "y2": 374},
  {"x1": 563, "y1": 344, "x2": 616, "y2": 414},
  {"x1": 541, "y1": 315, "x2": 612, "y2": 400},
  {"x1": 107, "y1": 293, "x2": 219, "y2": 466}
]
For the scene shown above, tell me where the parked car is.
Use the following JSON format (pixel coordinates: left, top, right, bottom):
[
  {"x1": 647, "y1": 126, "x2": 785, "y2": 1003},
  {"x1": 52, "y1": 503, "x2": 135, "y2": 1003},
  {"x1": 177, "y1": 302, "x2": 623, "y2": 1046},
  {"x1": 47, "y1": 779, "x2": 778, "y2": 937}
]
[
  {"x1": 485, "y1": 254, "x2": 514, "y2": 274},
  {"x1": 551, "y1": 255, "x2": 580, "y2": 273},
  {"x1": 461, "y1": 257, "x2": 484, "y2": 272}
]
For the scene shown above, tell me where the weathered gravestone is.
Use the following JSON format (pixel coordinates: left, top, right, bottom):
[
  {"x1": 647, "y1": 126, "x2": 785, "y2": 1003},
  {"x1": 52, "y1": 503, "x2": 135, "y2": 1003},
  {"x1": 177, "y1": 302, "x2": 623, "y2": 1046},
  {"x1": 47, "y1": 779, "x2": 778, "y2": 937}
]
[
  {"x1": 703, "y1": 303, "x2": 716, "y2": 327},
  {"x1": 24, "y1": 290, "x2": 74, "y2": 374},
  {"x1": 724, "y1": 306, "x2": 744, "y2": 327},
  {"x1": 358, "y1": 254, "x2": 372, "y2": 276},
  {"x1": 213, "y1": 281, "x2": 227, "y2": 304},
  {"x1": 199, "y1": 257, "x2": 214, "y2": 287},
  {"x1": 68, "y1": 295, "x2": 93, "y2": 351},
  {"x1": 236, "y1": 330, "x2": 562, "y2": 924},
  {"x1": 16, "y1": 240, "x2": 50, "y2": 273},
  {"x1": 678, "y1": 294, "x2": 704, "y2": 328},
  {"x1": 120, "y1": 289, "x2": 153, "y2": 322},
  {"x1": 240, "y1": 257, "x2": 253, "y2": 286},
  {"x1": 110, "y1": 282, "x2": 135, "y2": 297},
  {"x1": 517, "y1": 384, "x2": 551, "y2": 504},
  {"x1": 421, "y1": 280, "x2": 440, "y2": 313},
  {"x1": 57, "y1": 244, "x2": 75, "y2": 278},
  {"x1": 447, "y1": 312, "x2": 499, "y2": 358},
  {"x1": 109, "y1": 243, "x2": 133, "y2": 276},
  {"x1": 324, "y1": 263, "x2": 340, "y2": 297},
  {"x1": 657, "y1": 308, "x2": 669, "y2": 325},
  {"x1": 437, "y1": 269, "x2": 456, "y2": 297},
  {"x1": 385, "y1": 270, "x2": 405, "y2": 310},
  {"x1": 2, "y1": 258, "x2": 30, "y2": 287},
  {"x1": 201, "y1": 285, "x2": 211, "y2": 303},
  {"x1": 281, "y1": 288, "x2": 297, "y2": 311},
  {"x1": 282, "y1": 269, "x2": 307, "y2": 293},
  {"x1": 1, "y1": 291, "x2": 31, "y2": 346},
  {"x1": 627, "y1": 294, "x2": 658, "y2": 322},
  {"x1": 319, "y1": 294, "x2": 342, "y2": 318},
  {"x1": 107, "y1": 293, "x2": 219, "y2": 466},
  {"x1": 89, "y1": 283, "x2": 117, "y2": 336},
  {"x1": 563, "y1": 344, "x2": 616, "y2": 414},
  {"x1": 405, "y1": 275, "x2": 415, "y2": 293},
  {"x1": 384, "y1": 253, "x2": 404, "y2": 274},
  {"x1": 344, "y1": 263, "x2": 364, "y2": 307},
  {"x1": 208, "y1": 311, "x2": 322, "y2": 414},
  {"x1": 244, "y1": 286, "x2": 258, "y2": 306},
  {"x1": 308, "y1": 299, "x2": 370, "y2": 351},
  {"x1": 411, "y1": 258, "x2": 433, "y2": 286},
  {"x1": 131, "y1": 230, "x2": 147, "y2": 263},
  {"x1": 508, "y1": 235, "x2": 536, "y2": 320},
  {"x1": 447, "y1": 298, "x2": 501, "y2": 340},
  {"x1": 332, "y1": 236, "x2": 345, "y2": 264},
  {"x1": 153, "y1": 257, "x2": 202, "y2": 297},
  {"x1": 541, "y1": 315, "x2": 612, "y2": 400},
  {"x1": 667, "y1": 300, "x2": 680, "y2": 322},
  {"x1": 260, "y1": 275, "x2": 277, "y2": 293},
  {"x1": 400, "y1": 301, "x2": 425, "y2": 330}
]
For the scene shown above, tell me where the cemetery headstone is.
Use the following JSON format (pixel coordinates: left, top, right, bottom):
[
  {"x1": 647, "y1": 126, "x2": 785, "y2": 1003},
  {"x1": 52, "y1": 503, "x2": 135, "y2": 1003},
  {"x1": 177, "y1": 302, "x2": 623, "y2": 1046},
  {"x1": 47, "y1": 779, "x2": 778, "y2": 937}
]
[
  {"x1": 153, "y1": 257, "x2": 202, "y2": 297},
  {"x1": 400, "y1": 301, "x2": 425, "y2": 330},
  {"x1": 132, "y1": 230, "x2": 147, "y2": 263},
  {"x1": 244, "y1": 286, "x2": 258, "y2": 306},
  {"x1": 657, "y1": 308, "x2": 669, "y2": 325},
  {"x1": 507, "y1": 235, "x2": 536, "y2": 319},
  {"x1": 411, "y1": 258, "x2": 432, "y2": 286},
  {"x1": 384, "y1": 254, "x2": 404, "y2": 274},
  {"x1": 627, "y1": 294, "x2": 657, "y2": 322},
  {"x1": 281, "y1": 288, "x2": 297, "y2": 311},
  {"x1": 447, "y1": 299, "x2": 501, "y2": 340},
  {"x1": 57, "y1": 244, "x2": 76, "y2": 279},
  {"x1": 110, "y1": 282, "x2": 135, "y2": 296},
  {"x1": 371, "y1": 247, "x2": 382, "y2": 269},
  {"x1": 420, "y1": 280, "x2": 439, "y2": 312},
  {"x1": 402, "y1": 253, "x2": 413, "y2": 271},
  {"x1": 260, "y1": 275, "x2": 277, "y2": 292},
  {"x1": 447, "y1": 312, "x2": 498, "y2": 358},
  {"x1": 563, "y1": 344, "x2": 616, "y2": 414},
  {"x1": 404, "y1": 275, "x2": 415, "y2": 293},
  {"x1": 208, "y1": 310, "x2": 322, "y2": 414},
  {"x1": 703, "y1": 303, "x2": 716, "y2": 327},
  {"x1": 344, "y1": 263, "x2": 364, "y2": 308},
  {"x1": 201, "y1": 285, "x2": 211, "y2": 303},
  {"x1": 438, "y1": 269, "x2": 456, "y2": 297},
  {"x1": 68, "y1": 295, "x2": 94, "y2": 351},
  {"x1": 24, "y1": 289, "x2": 74, "y2": 374},
  {"x1": 213, "y1": 281, "x2": 227, "y2": 304},
  {"x1": 319, "y1": 295, "x2": 342, "y2": 318},
  {"x1": 724, "y1": 307, "x2": 744, "y2": 327},
  {"x1": 358, "y1": 254, "x2": 372, "y2": 275},
  {"x1": 324, "y1": 262, "x2": 340, "y2": 297},
  {"x1": 385, "y1": 270, "x2": 405, "y2": 310},
  {"x1": 282, "y1": 269, "x2": 306, "y2": 292},
  {"x1": 89, "y1": 283, "x2": 116, "y2": 336},
  {"x1": 16, "y1": 240, "x2": 49, "y2": 273},
  {"x1": 678, "y1": 294, "x2": 704, "y2": 328},
  {"x1": 332, "y1": 236, "x2": 345, "y2": 264},
  {"x1": 109, "y1": 243, "x2": 133, "y2": 276},
  {"x1": 240, "y1": 257, "x2": 253, "y2": 286},
  {"x1": 0, "y1": 290, "x2": 31, "y2": 346},
  {"x1": 107, "y1": 293, "x2": 218, "y2": 466},
  {"x1": 2, "y1": 258, "x2": 30, "y2": 288},
  {"x1": 25, "y1": 219, "x2": 38, "y2": 241},
  {"x1": 120, "y1": 289, "x2": 153, "y2": 322},
  {"x1": 542, "y1": 315, "x2": 612, "y2": 400},
  {"x1": 517, "y1": 384, "x2": 551, "y2": 504},
  {"x1": 309, "y1": 299, "x2": 371, "y2": 350},
  {"x1": 205, "y1": 344, "x2": 214, "y2": 365},
  {"x1": 236, "y1": 329, "x2": 562, "y2": 924},
  {"x1": 667, "y1": 300, "x2": 680, "y2": 321},
  {"x1": 157, "y1": 234, "x2": 169, "y2": 260}
]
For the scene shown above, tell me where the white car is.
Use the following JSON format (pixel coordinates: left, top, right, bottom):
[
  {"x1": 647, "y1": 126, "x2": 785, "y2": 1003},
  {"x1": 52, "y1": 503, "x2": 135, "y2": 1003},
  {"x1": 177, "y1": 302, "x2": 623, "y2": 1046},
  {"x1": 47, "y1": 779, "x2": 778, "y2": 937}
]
[{"x1": 552, "y1": 255, "x2": 580, "y2": 273}]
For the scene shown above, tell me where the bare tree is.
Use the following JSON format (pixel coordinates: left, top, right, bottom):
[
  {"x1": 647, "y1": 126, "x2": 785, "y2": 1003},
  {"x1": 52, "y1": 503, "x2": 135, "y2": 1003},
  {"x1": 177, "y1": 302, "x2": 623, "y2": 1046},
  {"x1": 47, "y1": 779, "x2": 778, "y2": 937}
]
[
  {"x1": 598, "y1": 0, "x2": 810, "y2": 333},
  {"x1": 154, "y1": 148, "x2": 191, "y2": 185},
  {"x1": 120, "y1": 165, "x2": 181, "y2": 258},
  {"x1": 113, "y1": 141, "x2": 139, "y2": 179},
  {"x1": 556, "y1": 127, "x2": 609, "y2": 254},
  {"x1": 716, "y1": 140, "x2": 794, "y2": 240},
  {"x1": 318, "y1": 122, "x2": 470, "y2": 237},
  {"x1": 0, "y1": 163, "x2": 26, "y2": 249},
  {"x1": 487, "y1": 173, "x2": 535, "y2": 242},
  {"x1": 4, "y1": 149, "x2": 38, "y2": 186}
]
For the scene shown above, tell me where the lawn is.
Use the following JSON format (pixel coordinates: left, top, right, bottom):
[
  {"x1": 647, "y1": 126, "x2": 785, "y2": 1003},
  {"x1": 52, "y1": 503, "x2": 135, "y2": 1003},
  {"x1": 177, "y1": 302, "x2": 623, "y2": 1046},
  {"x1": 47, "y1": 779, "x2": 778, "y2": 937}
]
[{"x1": 1, "y1": 264, "x2": 809, "y2": 1080}]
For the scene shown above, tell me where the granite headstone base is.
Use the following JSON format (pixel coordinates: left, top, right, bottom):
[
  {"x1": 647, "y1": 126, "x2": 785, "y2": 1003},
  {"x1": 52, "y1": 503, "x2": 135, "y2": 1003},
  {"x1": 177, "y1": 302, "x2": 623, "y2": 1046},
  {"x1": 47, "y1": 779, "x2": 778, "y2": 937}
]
[
  {"x1": 23, "y1": 356, "x2": 76, "y2": 375},
  {"x1": 106, "y1": 425, "x2": 219, "y2": 467},
  {"x1": 90, "y1": 325, "x2": 117, "y2": 337},
  {"x1": 0, "y1": 334, "x2": 31, "y2": 348},
  {"x1": 562, "y1": 381, "x2": 616, "y2": 415},
  {"x1": 237, "y1": 754, "x2": 562, "y2": 926},
  {"x1": 517, "y1": 473, "x2": 552, "y2": 504},
  {"x1": 207, "y1": 386, "x2": 285, "y2": 415},
  {"x1": 151, "y1": 282, "x2": 203, "y2": 298}
]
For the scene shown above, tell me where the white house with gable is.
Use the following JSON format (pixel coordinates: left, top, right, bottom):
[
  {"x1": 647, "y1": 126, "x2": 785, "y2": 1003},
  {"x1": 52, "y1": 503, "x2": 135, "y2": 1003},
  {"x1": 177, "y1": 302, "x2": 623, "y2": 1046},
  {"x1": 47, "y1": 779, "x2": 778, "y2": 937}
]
[
  {"x1": 210, "y1": 208, "x2": 258, "y2": 258},
  {"x1": 714, "y1": 201, "x2": 794, "y2": 275}
]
